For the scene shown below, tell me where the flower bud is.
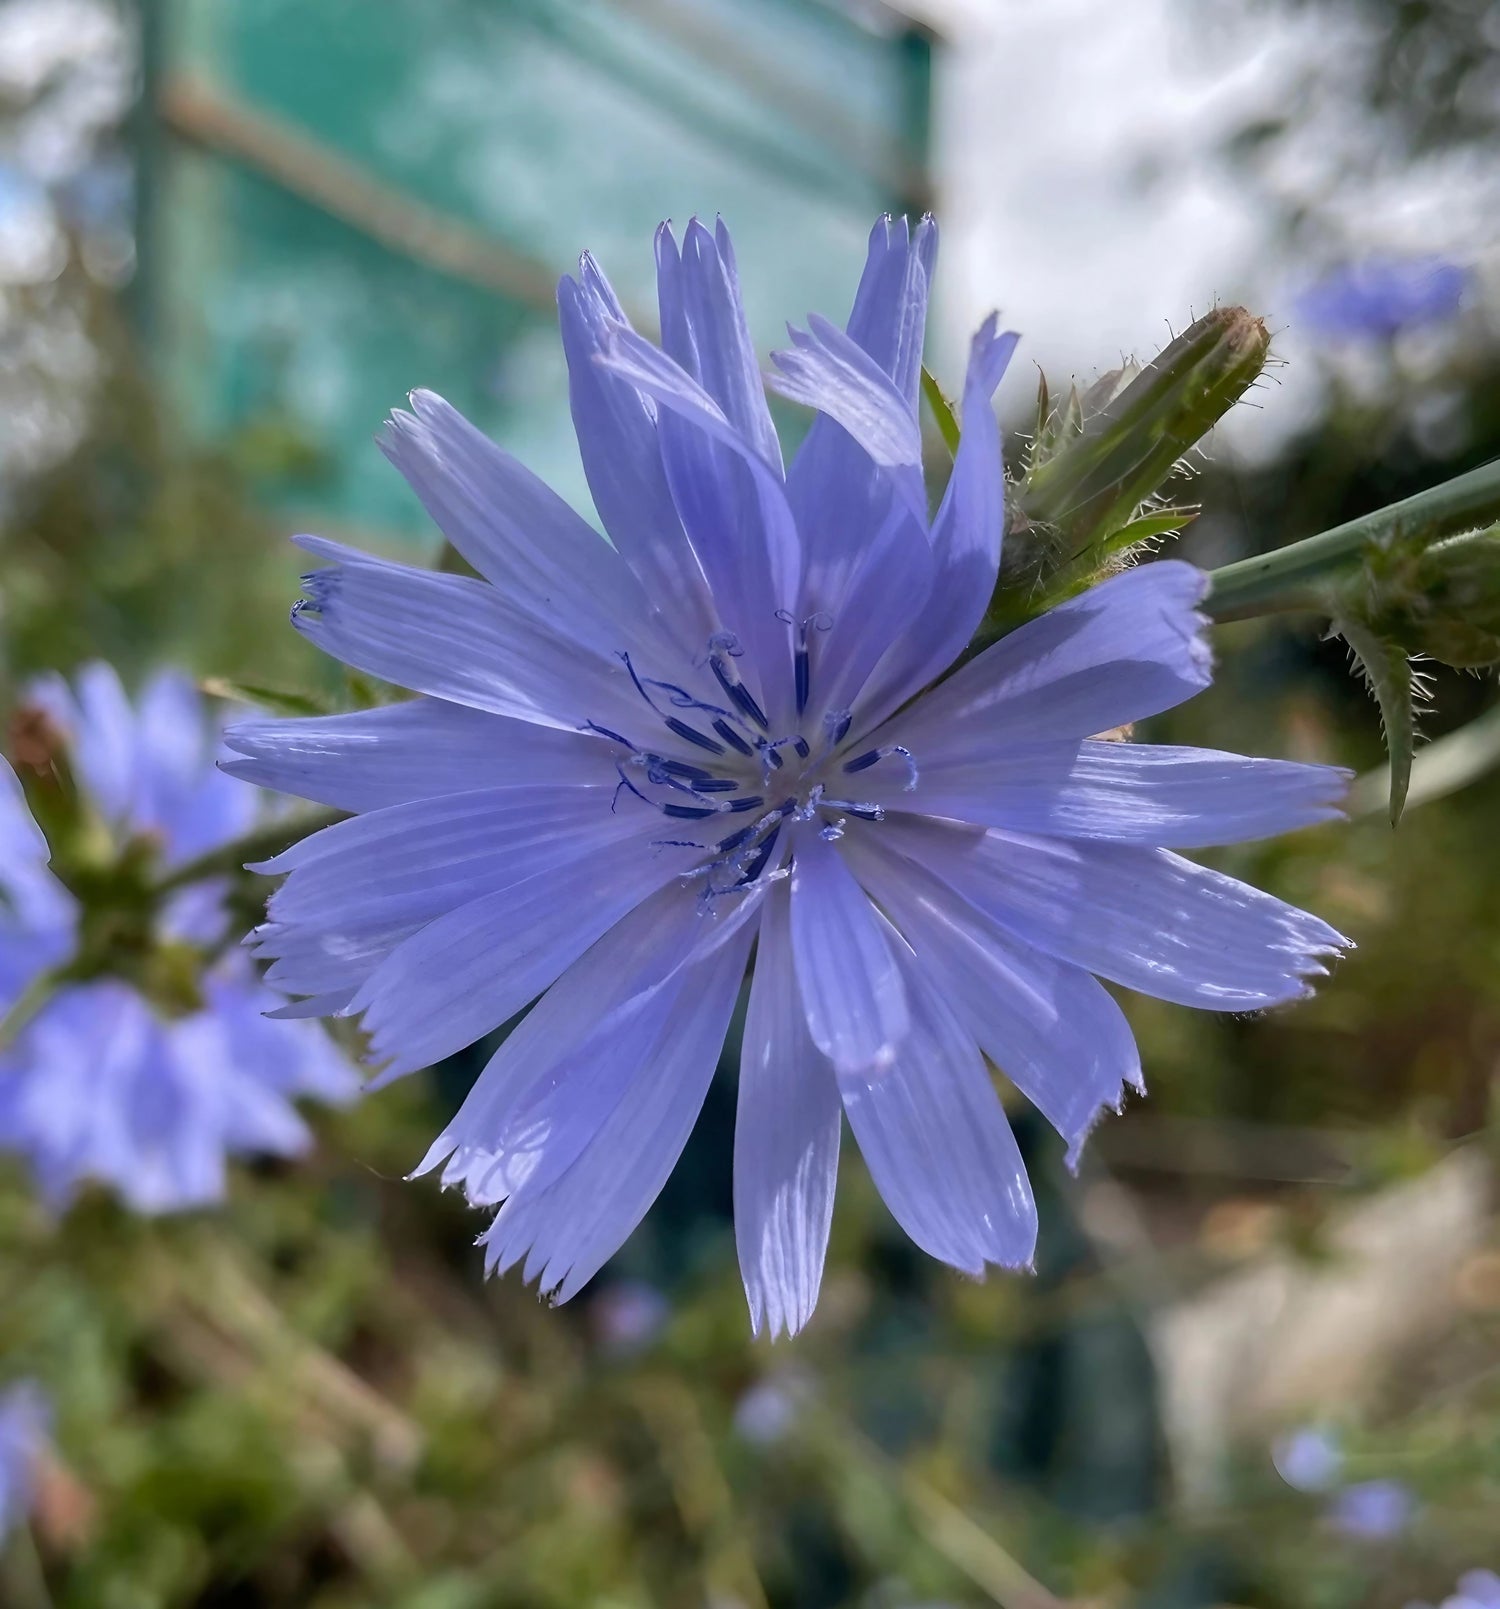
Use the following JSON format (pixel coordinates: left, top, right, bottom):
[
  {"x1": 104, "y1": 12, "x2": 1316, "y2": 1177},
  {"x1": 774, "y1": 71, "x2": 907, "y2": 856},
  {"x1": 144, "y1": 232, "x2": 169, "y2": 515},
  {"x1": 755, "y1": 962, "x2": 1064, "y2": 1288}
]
[{"x1": 1017, "y1": 306, "x2": 1271, "y2": 569}]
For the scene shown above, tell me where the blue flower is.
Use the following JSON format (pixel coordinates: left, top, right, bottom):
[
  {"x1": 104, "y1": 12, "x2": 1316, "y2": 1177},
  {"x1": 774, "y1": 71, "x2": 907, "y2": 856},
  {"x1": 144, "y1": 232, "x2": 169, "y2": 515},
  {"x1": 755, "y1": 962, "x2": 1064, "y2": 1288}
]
[
  {"x1": 1296, "y1": 256, "x2": 1469, "y2": 341},
  {"x1": 0, "y1": 665, "x2": 358, "y2": 1213},
  {"x1": 1430, "y1": 1570, "x2": 1500, "y2": 1609},
  {"x1": 229, "y1": 215, "x2": 1348, "y2": 1333},
  {"x1": 0, "y1": 1380, "x2": 48, "y2": 1541},
  {"x1": 1328, "y1": 1477, "x2": 1415, "y2": 1540},
  {"x1": 1273, "y1": 1425, "x2": 1344, "y2": 1492}
]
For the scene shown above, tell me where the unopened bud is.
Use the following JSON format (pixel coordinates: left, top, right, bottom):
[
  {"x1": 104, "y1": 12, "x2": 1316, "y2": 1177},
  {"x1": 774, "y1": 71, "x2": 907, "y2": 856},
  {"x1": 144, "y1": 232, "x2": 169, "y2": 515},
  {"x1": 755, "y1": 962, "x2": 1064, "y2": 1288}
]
[{"x1": 1018, "y1": 306, "x2": 1271, "y2": 565}]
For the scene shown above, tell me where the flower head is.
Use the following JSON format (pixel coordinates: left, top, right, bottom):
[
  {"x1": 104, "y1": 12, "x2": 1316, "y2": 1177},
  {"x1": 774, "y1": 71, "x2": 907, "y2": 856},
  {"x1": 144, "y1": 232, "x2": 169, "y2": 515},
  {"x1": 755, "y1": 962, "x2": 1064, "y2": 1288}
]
[
  {"x1": 0, "y1": 1380, "x2": 48, "y2": 1541},
  {"x1": 231, "y1": 215, "x2": 1348, "y2": 1333},
  {"x1": 0, "y1": 665, "x2": 358, "y2": 1212}
]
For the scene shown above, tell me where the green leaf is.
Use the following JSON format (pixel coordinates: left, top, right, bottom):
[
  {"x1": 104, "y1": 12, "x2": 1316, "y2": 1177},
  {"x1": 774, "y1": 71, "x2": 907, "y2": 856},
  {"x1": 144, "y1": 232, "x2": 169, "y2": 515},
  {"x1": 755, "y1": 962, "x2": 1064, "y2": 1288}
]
[
  {"x1": 200, "y1": 677, "x2": 334, "y2": 718},
  {"x1": 920, "y1": 365, "x2": 961, "y2": 457},
  {"x1": 1333, "y1": 614, "x2": 1420, "y2": 826}
]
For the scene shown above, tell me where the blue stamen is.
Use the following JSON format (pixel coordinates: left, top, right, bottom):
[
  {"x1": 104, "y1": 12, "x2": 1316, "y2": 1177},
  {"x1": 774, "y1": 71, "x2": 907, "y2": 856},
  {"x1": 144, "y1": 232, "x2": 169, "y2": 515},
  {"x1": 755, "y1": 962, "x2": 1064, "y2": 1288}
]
[
  {"x1": 717, "y1": 825, "x2": 757, "y2": 852},
  {"x1": 583, "y1": 721, "x2": 638, "y2": 750},
  {"x1": 665, "y1": 717, "x2": 726, "y2": 754},
  {"x1": 612, "y1": 765, "x2": 652, "y2": 814},
  {"x1": 689, "y1": 778, "x2": 740, "y2": 793},
  {"x1": 737, "y1": 824, "x2": 781, "y2": 885},
  {"x1": 792, "y1": 736, "x2": 810, "y2": 759},
  {"x1": 619, "y1": 651, "x2": 664, "y2": 714},
  {"x1": 654, "y1": 758, "x2": 715, "y2": 782},
  {"x1": 729, "y1": 680, "x2": 770, "y2": 730},
  {"x1": 841, "y1": 744, "x2": 918, "y2": 785},
  {"x1": 825, "y1": 710, "x2": 852, "y2": 748},
  {"x1": 713, "y1": 718, "x2": 753, "y2": 755},
  {"x1": 663, "y1": 802, "x2": 719, "y2": 820},
  {"x1": 795, "y1": 648, "x2": 810, "y2": 715},
  {"x1": 728, "y1": 795, "x2": 764, "y2": 813}
]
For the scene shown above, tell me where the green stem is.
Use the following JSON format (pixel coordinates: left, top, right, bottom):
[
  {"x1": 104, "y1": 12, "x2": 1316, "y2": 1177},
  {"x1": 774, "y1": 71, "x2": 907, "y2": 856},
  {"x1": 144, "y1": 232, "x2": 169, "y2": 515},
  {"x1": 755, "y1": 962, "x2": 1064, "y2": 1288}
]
[
  {"x1": 0, "y1": 969, "x2": 61, "y2": 1053},
  {"x1": 153, "y1": 808, "x2": 343, "y2": 894},
  {"x1": 1205, "y1": 457, "x2": 1500, "y2": 621}
]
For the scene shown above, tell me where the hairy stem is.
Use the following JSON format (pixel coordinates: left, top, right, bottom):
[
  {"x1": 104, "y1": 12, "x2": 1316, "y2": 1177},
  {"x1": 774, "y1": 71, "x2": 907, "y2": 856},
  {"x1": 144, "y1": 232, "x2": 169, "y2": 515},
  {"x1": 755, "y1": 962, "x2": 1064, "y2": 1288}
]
[{"x1": 1205, "y1": 457, "x2": 1500, "y2": 621}]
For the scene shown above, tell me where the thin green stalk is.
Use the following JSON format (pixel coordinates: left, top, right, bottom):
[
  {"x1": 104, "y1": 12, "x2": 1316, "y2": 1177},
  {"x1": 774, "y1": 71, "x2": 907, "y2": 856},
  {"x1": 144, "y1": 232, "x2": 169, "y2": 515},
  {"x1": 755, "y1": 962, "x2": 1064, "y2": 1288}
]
[
  {"x1": 1205, "y1": 457, "x2": 1500, "y2": 621},
  {"x1": 0, "y1": 969, "x2": 62, "y2": 1053},
  {"x1": 152, "y1": 808, "x2": 343, "y2": 894}
]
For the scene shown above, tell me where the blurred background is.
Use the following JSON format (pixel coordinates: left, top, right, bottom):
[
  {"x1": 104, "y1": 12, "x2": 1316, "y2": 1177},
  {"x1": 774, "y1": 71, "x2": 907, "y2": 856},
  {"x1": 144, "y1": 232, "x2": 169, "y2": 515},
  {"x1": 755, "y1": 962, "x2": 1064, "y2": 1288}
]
[{"x1": 1, "y1": 0, "x2": 1498, "y2": 1604}]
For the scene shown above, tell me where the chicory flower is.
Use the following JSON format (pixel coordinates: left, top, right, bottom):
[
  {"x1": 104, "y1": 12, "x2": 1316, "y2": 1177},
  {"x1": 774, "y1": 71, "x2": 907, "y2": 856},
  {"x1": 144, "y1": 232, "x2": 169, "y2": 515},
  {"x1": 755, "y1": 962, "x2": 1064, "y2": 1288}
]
[
  {"x1": 230, "y1": 216, "x2": 1348, "y2": 1333},
  {"x1": 0, "y1": 666, "x2": 358, "y2": 1213}
]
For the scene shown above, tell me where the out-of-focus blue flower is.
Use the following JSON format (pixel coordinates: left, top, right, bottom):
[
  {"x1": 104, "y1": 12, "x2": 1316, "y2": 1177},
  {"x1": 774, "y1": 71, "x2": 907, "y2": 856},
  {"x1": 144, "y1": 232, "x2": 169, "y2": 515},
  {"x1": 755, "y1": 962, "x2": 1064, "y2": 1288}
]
[
  {"x1": 0, "y1": 1380, "x2": 48, "y2": 1540},
  {"x1": 229, "y1": 215, "x2": 1348, "y2": 1334},
  {"x1": 1296, "y1": 256, "x2": 1469, "y2": 341},
  {"x1": 1407, "y1": 1568, "x2": 1500, "y2": 1609},
  {"x1": 1449, "y1": 1570, "x2": 1500, "y2": 1608},
  {"x1": 732, "y1": 1370, "x2": 811, "y2": 1446},
  {"x1": 1273, "y1": 1425, "x2": 1344, "y2": 1492},
  {"x1": 590, "y1": 1279, "x2": 669, "y2": 1357},
  {"x1": 1328, "y1": 1477, "x2": 1415, "y2": 1540},
  {"x1": 0, "y1": 666, "x2": 358, "y2": 1213}
]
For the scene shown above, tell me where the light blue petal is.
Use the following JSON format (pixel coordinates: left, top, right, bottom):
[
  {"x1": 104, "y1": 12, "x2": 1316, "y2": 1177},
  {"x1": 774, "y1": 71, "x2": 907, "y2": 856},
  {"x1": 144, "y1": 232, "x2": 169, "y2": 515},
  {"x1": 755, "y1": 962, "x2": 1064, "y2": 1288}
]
[
  {"x1": 596, "y1": 321, "x2": 799, "y2": 725},
  {"x1": 379, "y1": 389, "x2": 670, "y2": 659},
  {"x1": 658, "y1": 218, "x2": 783, "y2": 476},
  {"x1": 0, "y1": 764, "x2": 74, "y2": 982},
  {"x1": 223, "y1": 700, "x2": 616, "y2": 813},
  {"x1": 167, "y1": 1007, "x2": 312, "y2": 1161},
  {"x1": 0, "y1": 1380, "x2": 48, "y2": 1539},
  {"x1": 735, "y1": 880, "x2": 840, "y2": 1338},
  {"x1": 789, "y1": 829, "x2": 908, "y2": 1074},
  {"x1": 806, "y1": 501, "x2": 935, "y2": 726},
  {"x1": 289, "y1": 536, "x2": 644, "y2": 733},
  {"x1": 880, "y1": 815, "x2": 1351, "y2": 1010},
  {"x1": 29, "y1": 662, "x2": 136, "y2": 825},
  {"x1": 883, "y1": 561, "x2": 1213, "y2": 751},
  {"x1": 846, "y1": 833, "x2": 1141, "y2": 1168},
  {"x1": 858, "y1": 738, "x2": 1349, "y2": 847},
  {"x1": 136, "y1": 669, "x2": 257, "y2": 864},
  {"x1": 859, "y1": 315, "x2": 1019, "y2": 722},
  {"x1": 251, "y1": 785, "x2": 644, "y2": 1008},
  {"x1": 203, "y1": 972, "x2": 360, "y2": 1106},
  {"x1": 557, "y1": 255, "x2": 718, "y2": 652},
  {"x1": 476, "y1": 914, "x2": 753, "y2": 1303},
  {"x1": 345, "y1": 833, "x2": 702, "y2": 1080},
  {"x1": 837, "y1": 924, "x2": 1036, "y2": 1274},
  {"x1": 768, "y1": 314, "x2": 927, "y2": 524},
  {"x1": 417, "y1": 883, "x2": 752, "y2": 1203},
  {"x1": 787, "y1": 215, "x2": 937, "y2": 626}
]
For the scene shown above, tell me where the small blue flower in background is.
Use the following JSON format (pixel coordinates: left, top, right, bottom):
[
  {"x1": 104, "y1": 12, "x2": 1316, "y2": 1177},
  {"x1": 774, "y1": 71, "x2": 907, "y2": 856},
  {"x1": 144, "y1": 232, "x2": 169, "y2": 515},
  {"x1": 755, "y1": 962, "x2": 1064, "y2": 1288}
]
[
  {"x1": 229, "y1": 214, "x2": 1349, "y2": 1334},
  {"x1": 0, "y1": 1380, "x2": 48, "y2": 1541},
  {"x1": 1296, "y1": 256, "x2": 1469, "y2": 341},
  {"x1": 732, "y1": 1369, "x2": 812, "y2": 1447},
  {"x1": 0, "y1": 665, "x2": 358, "y2": 1213},
  {"x1": 1272, "y1": 1425, "x2": 1344, "y2": 1492},
  {"x1": 1327, "y1": 1476, "x2": 1415, "y2": 1540},
  {"x1": 590, "y1": 1279, "x2": 670, "y2": 1357},
  {"x1": 1408, "y1": 1569, "x2": 1500, "y2": 1609}
]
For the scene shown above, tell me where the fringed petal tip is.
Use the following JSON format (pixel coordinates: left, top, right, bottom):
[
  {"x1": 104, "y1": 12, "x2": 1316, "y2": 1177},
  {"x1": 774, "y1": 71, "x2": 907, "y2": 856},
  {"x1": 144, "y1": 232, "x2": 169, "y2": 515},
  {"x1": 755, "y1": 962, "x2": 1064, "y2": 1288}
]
[
  {"x1": 748, "y1": 1305, "x2": 816, "y2": 1344},
  {"x1": 1061, "y1": 1078, "x2": 1146, "y2": 1175}
]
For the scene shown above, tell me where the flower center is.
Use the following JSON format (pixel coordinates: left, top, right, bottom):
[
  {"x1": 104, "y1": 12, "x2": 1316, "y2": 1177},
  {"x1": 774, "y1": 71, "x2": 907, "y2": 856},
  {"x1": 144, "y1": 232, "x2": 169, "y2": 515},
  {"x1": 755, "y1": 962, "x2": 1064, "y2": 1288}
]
[{"x1": 586, "y1": 633, "x2": 918, "y2": 899}]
